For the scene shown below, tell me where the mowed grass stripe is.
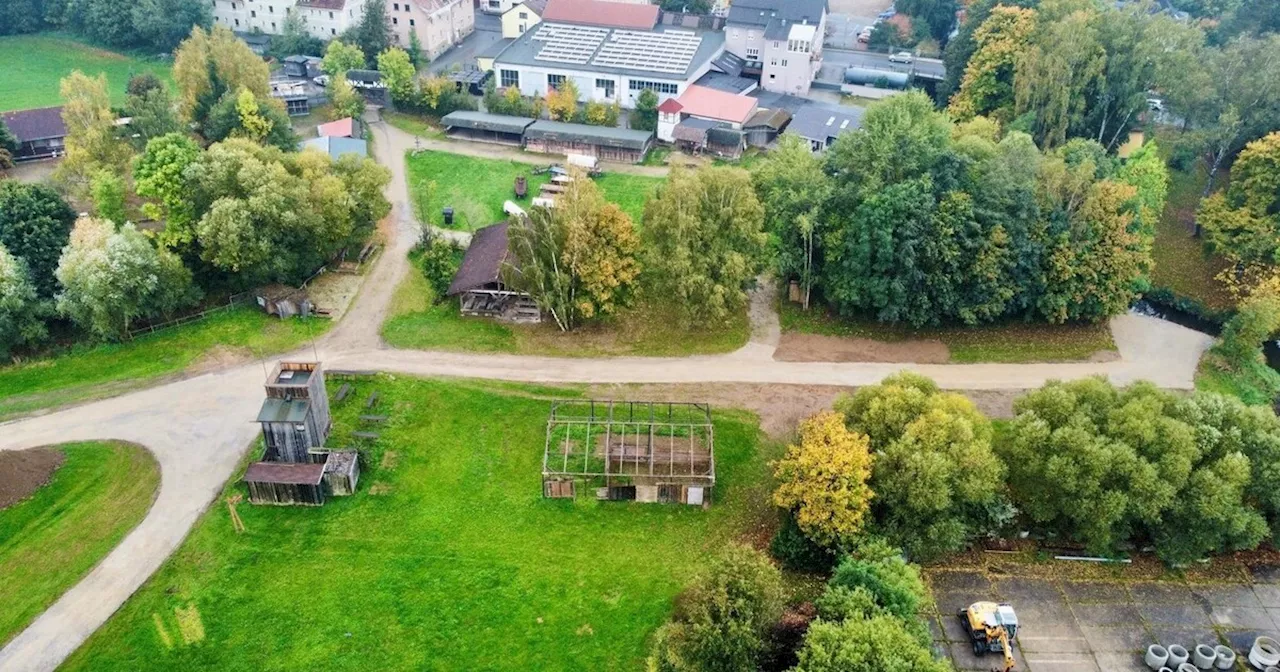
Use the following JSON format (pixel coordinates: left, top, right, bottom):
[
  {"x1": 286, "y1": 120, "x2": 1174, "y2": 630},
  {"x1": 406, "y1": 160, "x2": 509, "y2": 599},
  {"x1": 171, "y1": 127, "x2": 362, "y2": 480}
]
[{"x1": 0, "y1": 34, "x2": 173, "y2": 111}]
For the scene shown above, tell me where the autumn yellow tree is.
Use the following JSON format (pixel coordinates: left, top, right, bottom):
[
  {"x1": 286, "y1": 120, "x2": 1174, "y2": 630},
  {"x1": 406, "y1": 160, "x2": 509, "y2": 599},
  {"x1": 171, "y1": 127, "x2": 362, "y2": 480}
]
[
  {"x1": 173, "y1": 25, "x2": 271, "y2": 127},
  {"x1": 773, "y1": 410, "x2": 874, "y2": 548},
  {"x1": 947, "y1": 5, "x2": 1037, "y2": 121},
  {"x1": 233, "y1": 88, "x2": 273, "y2": 142},
  {"x1": 546, "y1": 78, "x2": 580, "y2": 122},
  {"x1": 54, "y1": 71, "x2": 131, "y2": 196}
]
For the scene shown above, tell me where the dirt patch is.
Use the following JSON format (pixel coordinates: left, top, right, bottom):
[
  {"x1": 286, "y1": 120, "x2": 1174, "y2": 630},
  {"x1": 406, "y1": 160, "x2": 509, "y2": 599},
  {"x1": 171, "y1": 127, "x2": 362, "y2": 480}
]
[
  {"x1": 773, "y1": 332, "x2": 951, "y2": 364},
  {"x1": 379, "y1": 450, "x2": 400, "y2": 470},
  {"x1": 586, "y1": 383, "x2": 1023, "y2": 439},
  {"x1": 0, "y1": 447, "x2": 66, "y2": 509},
  {"x1": 185, "y1": 345, "x2": 253, "y2": 374}
]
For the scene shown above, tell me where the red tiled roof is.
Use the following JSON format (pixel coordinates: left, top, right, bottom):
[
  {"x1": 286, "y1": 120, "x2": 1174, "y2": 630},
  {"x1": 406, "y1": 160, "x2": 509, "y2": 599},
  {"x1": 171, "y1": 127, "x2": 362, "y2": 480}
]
[
  {"x1": 673, "y1": 85, "x2": 758, "y2": 125},
  {"x1": 541, "y1": 0, "x2": 659, "y2": 29},
  {"x1": 657, "y1": 98, "x2": 684, "y2": 114},
  {"x1": 0, "y1": 106, "x2": 66, "y2": 142},
  {"x1": 317, "y1": 117, "x2": 355, "y2": 138}
]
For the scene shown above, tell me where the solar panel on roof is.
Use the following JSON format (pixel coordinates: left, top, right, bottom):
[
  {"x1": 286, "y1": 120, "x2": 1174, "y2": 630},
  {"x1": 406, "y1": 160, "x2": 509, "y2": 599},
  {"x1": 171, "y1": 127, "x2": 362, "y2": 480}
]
[
  {"x1": 594, "y1": 29, "x2": 701, "y2": 75},
  {"x1": 533, "y1": 23, "x2": 610, "y2": 65}
]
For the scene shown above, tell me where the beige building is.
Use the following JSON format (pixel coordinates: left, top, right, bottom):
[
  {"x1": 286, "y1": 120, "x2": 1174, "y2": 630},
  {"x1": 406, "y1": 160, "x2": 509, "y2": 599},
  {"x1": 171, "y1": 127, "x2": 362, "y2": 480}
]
[
  {"x1": 722, "y1": 0, "x2": 826, "y2": 95},
  {"x1": 500, "y1": 0, "x2": 547, "y2": 39},
  {"x1": 213, "y1": 0, "x2": 473, "y2": 60}
]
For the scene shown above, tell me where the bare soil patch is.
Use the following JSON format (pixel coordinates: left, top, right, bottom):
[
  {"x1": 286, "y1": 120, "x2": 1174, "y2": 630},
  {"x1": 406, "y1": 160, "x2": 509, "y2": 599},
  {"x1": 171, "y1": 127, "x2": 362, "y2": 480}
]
[
  {"x1": 586, "y1": 383, "x2": 1023, "y2": 439},
  {"x1": 773, "y1": 332, "x2": 950, "y2": 364},
  {"x1": 0, "y1": 447, "x2": 65, "y2": 509}
]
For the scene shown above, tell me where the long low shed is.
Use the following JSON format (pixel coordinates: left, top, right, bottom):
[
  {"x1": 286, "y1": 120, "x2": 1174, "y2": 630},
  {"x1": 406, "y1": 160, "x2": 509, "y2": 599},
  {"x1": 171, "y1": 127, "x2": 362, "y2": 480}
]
[
  {"x1": 523, "y1": 120, "x2": 653, "y2": 163},
  {"x1": 440, "y1": 111, "x2": 535, "y2": 145},
  {"x1": 244, "y1": 461, "x2": 328, "y2": 506}
]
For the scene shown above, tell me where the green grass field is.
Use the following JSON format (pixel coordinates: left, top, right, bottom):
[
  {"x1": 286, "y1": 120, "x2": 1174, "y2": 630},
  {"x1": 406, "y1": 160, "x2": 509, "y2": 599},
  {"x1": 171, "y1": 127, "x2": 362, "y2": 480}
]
[
  {"x1": 405, "y1": 150, "x2": 664, "y2": 231},
  {"x1": 381, "y1": 253, "x2": 749, "y2": 357},
  {"x1": 0, "y1": 34, "x2": 173, "y2": 112},
  {"x1": 0, "y1": 442, "x2": 159, "y2": 646},
  {"x1": 779, "y1": 301, "x2": 1117, "y2": 363},
  {"x1": 0, "y1": 308, "x2": 329, "y2": 421},
  {"x1": 63, "y1": 377, "x2": 775, "y2": 671}
]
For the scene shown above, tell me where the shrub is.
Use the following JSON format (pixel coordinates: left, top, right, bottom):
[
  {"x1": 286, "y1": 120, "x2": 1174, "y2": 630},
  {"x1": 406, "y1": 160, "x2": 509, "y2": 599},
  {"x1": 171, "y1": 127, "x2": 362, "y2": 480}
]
[
  {"x1": 827, "y1": 543, "x2": 928, "y2": 621},
  {"x1": 792, "y1": 614, "x2": 951, "y2": 672},
  {"x1": 418, "y1": 234, "x2": 462, "y2": 303},
  {"x1": 769, "y1": 512, "x2": 837, "y2": 573}
]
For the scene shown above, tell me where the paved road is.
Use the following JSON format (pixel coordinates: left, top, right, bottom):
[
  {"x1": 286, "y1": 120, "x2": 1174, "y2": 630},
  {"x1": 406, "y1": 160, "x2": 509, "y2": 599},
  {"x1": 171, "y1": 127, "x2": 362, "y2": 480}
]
[
  {"x1": 0, "y1": 117, "x2": 1214, "y2": 671},
  {"x1": 819, "y1": 47, "x2": 946, "y2": 84},
  {"x1": 427, "y1": 12, "x2": 503, "y2": 75}
]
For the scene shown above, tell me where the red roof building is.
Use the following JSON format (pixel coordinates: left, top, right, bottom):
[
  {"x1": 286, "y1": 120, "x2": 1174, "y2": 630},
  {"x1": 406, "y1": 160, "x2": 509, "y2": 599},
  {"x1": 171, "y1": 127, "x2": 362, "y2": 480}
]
[
  {"x1": 540, "y1": 0, "x2": 659, "y2": 29},
  {"x1": 316, "y1": 117, "x2": 356, "y2": 138},
  {"x1": 670, "y1": 85, "x2": 758, "y2": 127},
  {"x1": 656, "y1": 98, "x2": 684, "y2": 115}
]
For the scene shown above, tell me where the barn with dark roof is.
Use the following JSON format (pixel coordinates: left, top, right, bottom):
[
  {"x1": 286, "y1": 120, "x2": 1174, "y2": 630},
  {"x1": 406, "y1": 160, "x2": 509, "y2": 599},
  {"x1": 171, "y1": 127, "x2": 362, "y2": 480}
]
[
  {"x1": 0, "y1": 107, "x2": 67, "y2": 161},
  {"x1": 447, "y1": 223, "x2": 541, "y2": 322}
]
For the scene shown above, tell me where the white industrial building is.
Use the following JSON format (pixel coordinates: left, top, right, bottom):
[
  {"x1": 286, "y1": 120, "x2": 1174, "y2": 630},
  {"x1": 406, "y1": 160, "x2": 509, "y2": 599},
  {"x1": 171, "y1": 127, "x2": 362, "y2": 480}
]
[
  {"x1": 489, "y1": 0, "x2": 727, "y2": 109},
  {"x1": 212, "y1": 0, "x2": 473, "y2": 60}
]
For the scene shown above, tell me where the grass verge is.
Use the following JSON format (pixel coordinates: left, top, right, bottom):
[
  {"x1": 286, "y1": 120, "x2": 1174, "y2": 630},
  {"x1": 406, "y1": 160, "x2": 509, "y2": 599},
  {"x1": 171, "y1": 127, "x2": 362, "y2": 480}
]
[
  {"x1": 382, "y1": 111, "x2": 446, "y2": 140},
  {"x1": 382, "y1": 254, "x2": 749, "y2": 357},
  {"x1": 0, "y1": 308, "x2": 330, "y2": 421},
  {"x1": 0, "y1": 441, "x2": 159, "y2": 646},
  {"x1": 405, "y1": 150, "x2": 663, "y2": 230},
  {"x1": 779, "y1": 301, "x2": 1117, "y2": 363},
  {"x1": 0, "y1": 33, "x2": 173, "y2": 111},
  {"x1": 62, "y1": 377, "x2": 777, "y2": 671}
]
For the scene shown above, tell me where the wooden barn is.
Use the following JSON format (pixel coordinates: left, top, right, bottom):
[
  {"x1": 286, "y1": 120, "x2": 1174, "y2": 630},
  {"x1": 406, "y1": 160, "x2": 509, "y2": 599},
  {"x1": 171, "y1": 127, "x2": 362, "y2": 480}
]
[
  {"x1": 257, "y1": 362, "x2": 331, "y2": 463},
  {"x1": 244, "y1": 461, "x2": 328, "y2": 506},
  {"x1": 447, "y1": 222, "x2": 541, "y2": 322},
  {"x1": 323, "y1": 450, "x2": 360, "y2": 496},
  {"x1": 523, "y1": 120, "x2": 653, "y2": 164}
]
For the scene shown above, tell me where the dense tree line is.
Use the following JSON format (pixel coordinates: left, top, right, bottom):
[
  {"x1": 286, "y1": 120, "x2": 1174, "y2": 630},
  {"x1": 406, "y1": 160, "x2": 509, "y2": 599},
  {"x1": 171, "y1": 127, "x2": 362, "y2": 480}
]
[
  {"x1": 0, "y1": 0, "x2": 211, "y2": 52},
  {"x1": 757, "y1": 93, "x2": 1166, "y2": 329}
]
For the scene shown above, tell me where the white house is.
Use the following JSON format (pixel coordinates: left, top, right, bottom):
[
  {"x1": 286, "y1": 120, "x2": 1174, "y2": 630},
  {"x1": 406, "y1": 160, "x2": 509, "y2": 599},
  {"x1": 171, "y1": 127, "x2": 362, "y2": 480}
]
[{"x1": 722, "y1": 0, "x2": 827, "y2": 95}]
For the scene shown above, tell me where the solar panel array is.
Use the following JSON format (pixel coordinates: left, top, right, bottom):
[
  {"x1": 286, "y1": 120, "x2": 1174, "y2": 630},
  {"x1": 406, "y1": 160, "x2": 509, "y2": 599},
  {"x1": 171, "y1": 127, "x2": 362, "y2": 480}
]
[
  {"x1": 595, "y1": 29, "x2": 701, "y2": 75},
  {"x1": 533, "y1": 24, "x2": 609, "y2": 65}
]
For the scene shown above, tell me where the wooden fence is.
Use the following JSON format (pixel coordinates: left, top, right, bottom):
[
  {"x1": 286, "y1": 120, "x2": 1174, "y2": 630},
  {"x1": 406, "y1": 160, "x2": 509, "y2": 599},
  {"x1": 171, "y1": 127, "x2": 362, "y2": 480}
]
[{"x1": 125, "y1": 292, "x2": 254, "y2": 340}]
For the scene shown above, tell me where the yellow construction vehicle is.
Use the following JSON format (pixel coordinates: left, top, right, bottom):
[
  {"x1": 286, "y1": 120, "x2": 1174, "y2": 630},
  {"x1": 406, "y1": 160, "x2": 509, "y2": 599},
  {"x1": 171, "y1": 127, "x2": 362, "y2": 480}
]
[{"x1": 957, "y1": 601, "x2": 1019, "y2": 672}]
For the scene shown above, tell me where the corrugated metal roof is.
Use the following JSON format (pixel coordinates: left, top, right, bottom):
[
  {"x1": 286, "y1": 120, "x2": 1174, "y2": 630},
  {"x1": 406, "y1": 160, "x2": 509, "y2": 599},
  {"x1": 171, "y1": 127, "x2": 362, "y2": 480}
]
[
  {"x1": 256, "y1": 398, "x2": 312, "y2": 424},
  {"x1": 784, "y1": 104, "x2": 864, "y2": 144},
  {"x1": 0, "y1": 107, "x2": 66, "y2": 142},
  {"x1": 674, "y1": 85, "x2": 758, "y2": 125},
  {"x1": 243, "y1": 461, "x2": 327, "y2": 485},
  {"x1": 301, "y1": 136, "x2": 368, "y2": 159},
  {"x1": 442, "y1": 111, "x2": 536, "y2": 134},
  {"x1": 525, "y1": 120, "x2": 653, "y2": 150}
]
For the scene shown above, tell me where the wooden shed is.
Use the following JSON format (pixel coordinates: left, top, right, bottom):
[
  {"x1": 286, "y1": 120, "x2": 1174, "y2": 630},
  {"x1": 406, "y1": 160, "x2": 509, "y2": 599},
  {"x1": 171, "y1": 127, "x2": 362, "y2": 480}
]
[
  {"x1": 446, "y1": 222, "x2": 541, "y2": 322},
  {"x1": 523, "y1": 120, "x2": 653, "y2": 163},
  {"x1": 258, "y1": 362, "x2": 331, "y2": 462},
  {"x1": 244, "y1": 461, "x2": 328, "y2": 506},
  {"x1": 323, "y1": 450, "x2": 360, "y2": 496}
]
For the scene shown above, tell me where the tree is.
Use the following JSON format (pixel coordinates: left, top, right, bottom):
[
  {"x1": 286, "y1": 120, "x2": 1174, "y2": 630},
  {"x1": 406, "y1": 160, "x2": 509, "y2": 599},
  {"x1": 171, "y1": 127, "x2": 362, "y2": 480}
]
[
  {"x1": 1116, "y1": 142, "x2": 1170, "y2": 241},
  {"x1": 55, "y1": 217, "x2": 199, "y2": 339},
  {"x1": 126, "y1": 73, "x2": 165, "y2": 98},
  {"x1": 122, "y1": 84, "x2": 183, "y2": 149},
  {"x1": 646, "y1": 545, "x2": 783, "y2": 672},
  {"x1": 54, "y1": 71, "x2": 131, "y2": 195},
  {"x1": 835, "y1": 373, "x2": 1008, "y2": 560},
  {"x1": 1012, "y1": 3, "x2": 1106, "y2": 149},
  {"x1": 504, "y1": 171, "x2": 642, "y2": 330},
  {"x1": 1199, "y1": 132, "x2": 1280, "y2": 270},
  {"x1": 90, "y1": 171, "x2": 127, "y2": 224},
  {"x1": 0, "y1": 119, "x2": 16, "y2": 172},
  {"x1": 353, "y1": 0, "x2": 392, "y2": 66},
  {"x1": 642, "y1": 167, "x2": 767, "y2": 323},
  {"x1": 0, "y1": 181, "x2": 76, "y2": 297},
  {"x1": 133, "y1": 132, "x2": 202, "y2": 248},
  {"x1": 546, "y1": 78, "x2": 579, "y2": 122},
  {"x1": 0, "y1": 245, "x2": 47, "y2": 359},
  {"x1": 632, "y1": 88, "x2": 659, "y2": 131},
  {"x1": 752, "y1": 135, "x2": 829, "y2": 309},
  {"x1": 322, "y1": 40, "x2": 368, "y2": 79},
  {"x1": 329, "y1": 76, "x2": 367, "y2": 121},
  {"x1": 130, "y1": 0, "x2": 213, "y2": 52},
  {"x1": 867, "y1": 21, "x2": 907, "y2": 54},
  {"x1": 377, "y1": 46, "x2": 417, "y2": 106},
  {"x1": 897, "y1": 0, "x2": 959, "y2": 44},
  {"x1": 773, "y1": 410, "x2": 874, "y2": 549},
  {"x1": 270, "y1": 11, "x2": 324, "y2": 59},
  {"x1": 407, "y1": 30, "x2": 424, "y2": 69},
  {"x1": 173, "y1": 26, "x2": 271, "y2": 129},
  {"x1": 947, "y1": 5, "x2": 1037, "y2": 120},
  {"x1": 792, "y1": 615, "x2": 950, "y2": 672},
  {"x1": 584, "y1": 100, "x2": 610, "y2": 126},
  {"x1": 827, "y1": 542, "x2": 929, "y2": 621},
  {"x1": 204, "y1": 90, "x2": 299, "y2": 151}
]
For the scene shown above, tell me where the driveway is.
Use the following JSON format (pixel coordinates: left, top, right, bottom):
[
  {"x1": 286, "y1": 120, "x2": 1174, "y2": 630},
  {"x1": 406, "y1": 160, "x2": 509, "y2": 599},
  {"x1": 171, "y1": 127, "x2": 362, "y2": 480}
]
[{"x1": 0, "y1": 117, "x2": 1216, "y2": 671}]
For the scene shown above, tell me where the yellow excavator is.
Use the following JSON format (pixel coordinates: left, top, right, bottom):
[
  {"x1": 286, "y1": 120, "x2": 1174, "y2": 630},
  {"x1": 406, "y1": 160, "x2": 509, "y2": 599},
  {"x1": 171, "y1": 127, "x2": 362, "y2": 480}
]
[{"x1": 957, "y1": 601, "x2": 1019, "y2": 672}]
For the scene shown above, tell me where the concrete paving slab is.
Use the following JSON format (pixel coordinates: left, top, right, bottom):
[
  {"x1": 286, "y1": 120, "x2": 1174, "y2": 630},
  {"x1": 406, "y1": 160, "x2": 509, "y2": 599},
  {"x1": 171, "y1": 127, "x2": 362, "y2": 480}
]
[
  {"x1": 1070, "y1": 603, "x2": 1143, "y2": 626},
  {"x1": 1255, "y1": 584, "x2": 1280, "y2": 608},
  {"x1": 1138, "y1": 603, "x2": 1211, "y2": 626},
  {"x1": 1149, "y1": 627, "x2": 1221, "y2": 650},
  {"x1": 930, "y1": 571, "x2": 993, "y2": 594},
  {"x1": 1129, "y1": 582, "x2": 1195, "y2": 604},
  {"x1": 1016, "y1": 634, "x2": 1092, "y2": 654},
  {"x1": 1222, "y1": 628, "x2": 1280, "y2": 652},
  {"x1": 1210, "y1": 606, "x2": 1277, "y2": 630},
  {"x1": 1191, "y1": 583, "x2": 1264, "y2": 607},
  {"x1": 948, "y1": 641, "x2": 1029, "y2": 671},
  {"x1": 1078, "y1": 625, "x2": 1150, "y2": 652},
  {"x1": 1091, "y1": 651, "x2": 1150, "y2": 671},
  {"x1": 1062, "y1": 581, "x2": 1130, "y2": 604},
  {"x1": 1011, "y1": 604, "x2": 1085, "y2": 640},
  {"x1": 934, "y1": 590, "x2": 998, "y2": 616},
  {"x1": 1250, "y1": 564, "x2": 1280, "y2": 583},
  {"x1": 996, "y1": 577, "x2": 1065, "y2": 604},
  {"x1": 1021, "y1": 651, "x2": 1100, "y2": 671}
]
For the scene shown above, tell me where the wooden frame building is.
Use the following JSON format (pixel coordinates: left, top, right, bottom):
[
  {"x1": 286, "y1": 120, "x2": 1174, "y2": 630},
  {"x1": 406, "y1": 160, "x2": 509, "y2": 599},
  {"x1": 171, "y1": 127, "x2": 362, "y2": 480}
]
[
  {"x1": 244, "y1": 461, "x2": 328, "y2": 506},
  {"x1": 542, "y1": 400, "x2": 715, "y2": 505},
  {"x1": 257, "y1": 362, "x2": 331, "y2": 463},
  {"x1": 446, "y1": 222, "x2": 541, "y2": 322}
]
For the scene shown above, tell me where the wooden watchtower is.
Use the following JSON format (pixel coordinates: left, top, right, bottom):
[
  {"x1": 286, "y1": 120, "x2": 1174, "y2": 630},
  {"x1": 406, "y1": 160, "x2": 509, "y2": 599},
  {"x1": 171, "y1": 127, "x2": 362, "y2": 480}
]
[{"x1": 256, "y1": 361, "x2": 331, "y2": 463}]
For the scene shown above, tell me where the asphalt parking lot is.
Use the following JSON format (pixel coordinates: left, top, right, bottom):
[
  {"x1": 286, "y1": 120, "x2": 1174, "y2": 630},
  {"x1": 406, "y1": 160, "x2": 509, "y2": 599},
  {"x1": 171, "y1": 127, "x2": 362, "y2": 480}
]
[{"x1": 926, "y1": 567, "x2": 1280, "y2": 671}]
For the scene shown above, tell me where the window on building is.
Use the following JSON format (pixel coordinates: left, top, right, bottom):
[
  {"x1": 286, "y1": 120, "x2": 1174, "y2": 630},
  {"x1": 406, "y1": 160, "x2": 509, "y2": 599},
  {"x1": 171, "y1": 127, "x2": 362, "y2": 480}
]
[
  {"x1": 250, "y1": 9, "x2": 255, "y2": 17},
  {"x1": 409, "y1": 18, "x2": 415, "y2": 25},
  {"x1": 519, "y1": 11, "x2": 527, "y2": 18},
  {"x1": 331, "y1": 27, "x2": 336, "y2": 34},
  {"x1": 773, "y1": 41, "x2": 779, "y2": 48},
  {"x1": 394, "y1": 2, "x2": 399, "y2": 8},
  {"x1": 770, "y1": 58, "x2": 777, "y2": 66},
  {"x1": 501, "y1": 69, "x2": 519, "y2": 88},
  {"x1": 547, "y1": 74, "x2": 566, "y2": 89},
  {"x1": 328, "y1": 10, "x2": 334, "y2": 17},
  {"x1": 271, "y1": 21, "x2": 276, "y2": 28},
  {"x1": 268, "y1": 5, "x2": 273, "y2": 11},
  {"x1": 595, "y1": 78, "x2": 615, "y2": 98},
  {"x1": 393, "y1": 16, "x2": 398, "y2": 23},
  {"x1": 235, "y1": 18, "x2": 240, "y2": 25},
  {"x1": 731, "y1": 29, "x2": 738, "y2": 38},
  {"x1": 745, "y1": 47, "x2": 758, "y2": 59},
  {"x1": 781, "y1": 58, "x2": 787, "y2": 66},
  {"x1": 627, "y1": 80, "x2": 678, "y2": 95}
]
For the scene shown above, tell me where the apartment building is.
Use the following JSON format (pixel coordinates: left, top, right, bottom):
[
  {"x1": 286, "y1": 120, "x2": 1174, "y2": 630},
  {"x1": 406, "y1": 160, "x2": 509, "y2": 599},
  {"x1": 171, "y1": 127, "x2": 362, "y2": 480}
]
[{"x1": 722, "y1": 0, "x2": 826, "y2": 95}]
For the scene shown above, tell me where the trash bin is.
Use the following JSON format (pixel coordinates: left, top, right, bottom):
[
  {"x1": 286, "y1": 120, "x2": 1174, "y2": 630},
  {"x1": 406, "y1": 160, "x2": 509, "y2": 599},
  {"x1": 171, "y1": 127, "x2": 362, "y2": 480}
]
[{"x1": 442, "y1": 207, "x2": 454, "y2": 226}]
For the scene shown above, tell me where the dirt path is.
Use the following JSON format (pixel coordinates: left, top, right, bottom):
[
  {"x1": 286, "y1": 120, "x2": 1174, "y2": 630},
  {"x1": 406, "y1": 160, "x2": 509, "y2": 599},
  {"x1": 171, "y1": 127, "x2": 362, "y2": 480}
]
[{"x1": 0, "y1": 111, "x2": 1219, "y2": 672}]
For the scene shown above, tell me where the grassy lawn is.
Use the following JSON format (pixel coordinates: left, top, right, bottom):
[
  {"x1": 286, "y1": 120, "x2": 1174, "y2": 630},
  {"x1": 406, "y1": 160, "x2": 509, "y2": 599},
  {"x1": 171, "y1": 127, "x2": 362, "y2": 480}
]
[
  {"x1": 0, "y1": 442, "x2": 159, "y2": 646},
  {"x1": 63, "y1": 377, "x2": 776, "y2": 671},
  {"x1": 1149, "y1": 134, "x2": 1235, "y2": 313},
  {"x1": 382, "y1": 110, "x2": 446, "y2": 140},
  {"x1": 406, "y1": 150, "x2": 664, "y2": 231},
  {"x1": 0, "y1": 308, "x2": 330, "y2": 421},
  {"x1": 381, "y1": 255, "x2": 749, "y2": 356},
  {"x1": 0, "y1": 34, "x2": 173, "y2": 111},
  {"x1": 780, "y1": 301, "x2": 1117, "y2": 363}
]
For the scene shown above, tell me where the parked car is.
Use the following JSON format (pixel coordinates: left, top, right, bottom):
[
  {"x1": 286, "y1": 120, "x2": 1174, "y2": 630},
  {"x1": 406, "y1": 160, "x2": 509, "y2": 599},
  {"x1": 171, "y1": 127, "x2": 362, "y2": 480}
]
[
  {"x1": 1147, "y1": 97, "x2": 1165, "y2": 112},
  {"x1": 888, "y1": 51, "x2": 914, "y2": 64},
  {"x1": 858, "y1": 27, "x2": 872, "y2": 43}
]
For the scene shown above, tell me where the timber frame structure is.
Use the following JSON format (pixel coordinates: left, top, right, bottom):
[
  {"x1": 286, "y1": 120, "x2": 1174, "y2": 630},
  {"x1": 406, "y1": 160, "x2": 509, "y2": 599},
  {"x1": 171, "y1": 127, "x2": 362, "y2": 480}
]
[{"x1": 542, "y1": 400, "x2": 715, "y2": 504}]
